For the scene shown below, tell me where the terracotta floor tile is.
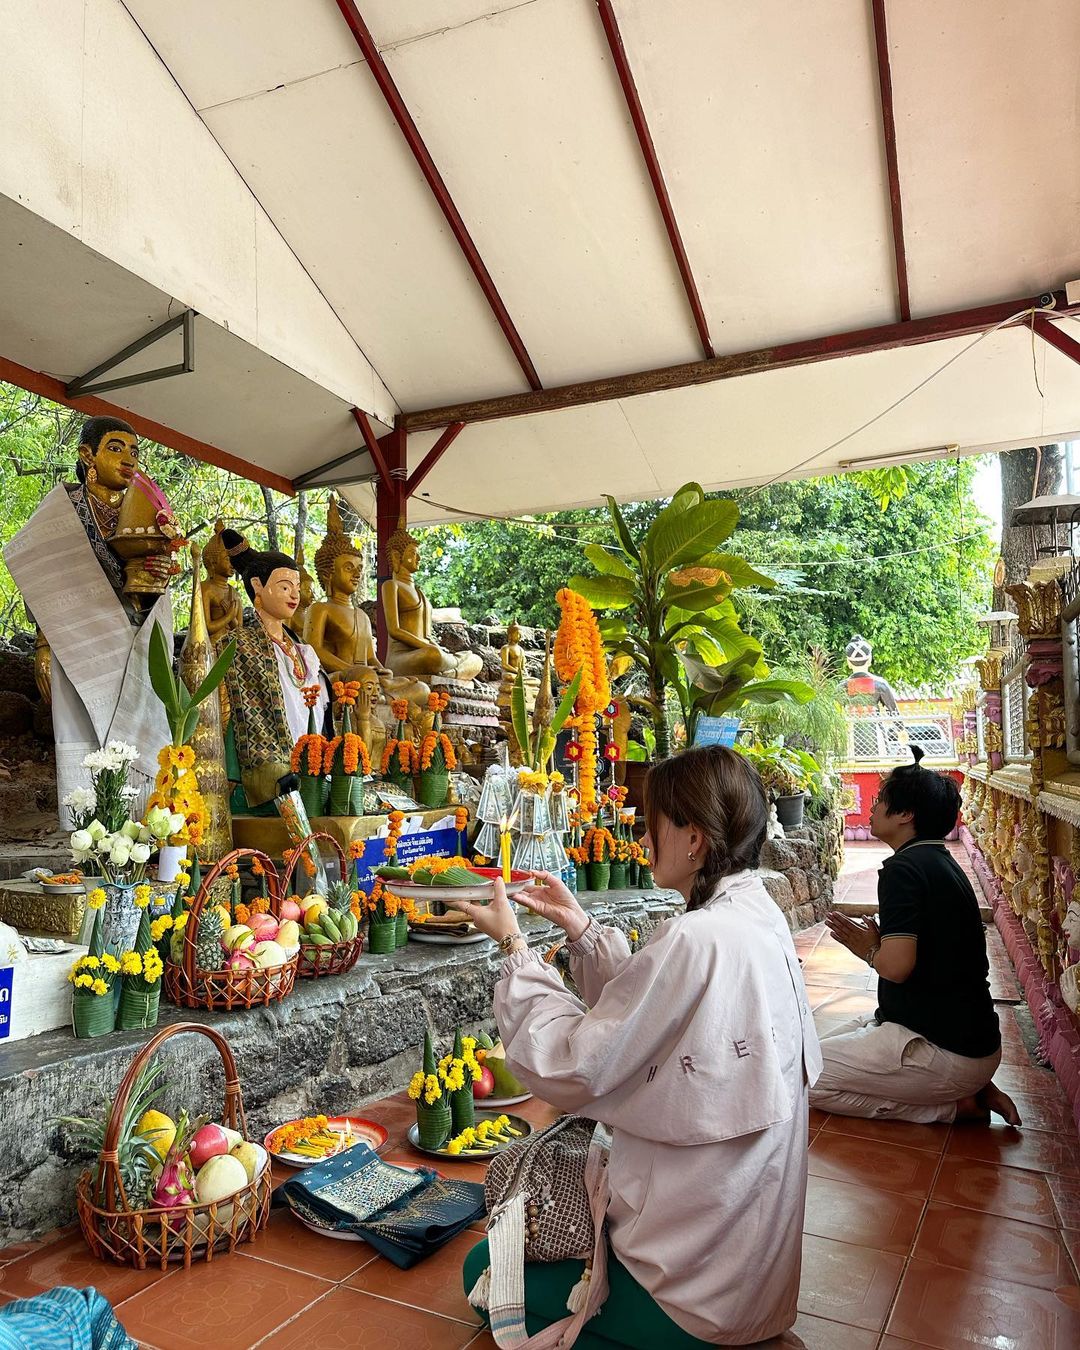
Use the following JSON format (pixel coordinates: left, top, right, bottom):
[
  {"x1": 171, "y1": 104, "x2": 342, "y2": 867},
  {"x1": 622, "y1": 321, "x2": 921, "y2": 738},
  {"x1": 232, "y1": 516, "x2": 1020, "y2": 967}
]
[
  {"x1": 345, "y1": 1230, "x2": 483, "y2": 1325},
  {"x1": 364, "y1": 1094, "x2": 419, "y2": 1150},
  {"x1": 1062, "y1": 1228, "x2": 1080, "y2": 1280},
  {"x1": 822, "y1": 1114, "x2": 949, "y2": 1154},
  {"x1": 931, "y1": 1157, "x2": 1060, "y2": 1228},
  {"x1": 808, "y1": 1108, "x2": 832, "y2": 1130},
  {"x1": 243, "y1": 1208, "x2": 378, "y2": 1281},
  {"x1": 0, "y1": 1232, "x2": 176, "y2": 1304},
  {"x1": 808, "y1": 1132, "x2": 940, "y2": 1198},
  {"x1": 1049, "y1": 1174, "x2": 1080, "y2": 1228},
  {"x1": 808, "y1": 986, "x2": 848, "y2": 1010},
  {"x1": 913, "y1": 1202, "x2": 1077, "y2": 1291},
  {"x1": 805, "y1": 971, "x2": 875, "y2": 990},
  {"x1": 463, "y1": 1333, "x2": 497, "y2": 1350},
  {"x1": 878, "y1": 1339, "x2": 937, "y2": 1350},
  {"x1": 812, "y1": 992, "x2": 878, "y2": 1021},
  {"x1": 1006, "y1": 1092, "x2": 1078, "y2": 1135},
  {"x1": 797, "y1": 1233, "x2": 904, "y2": 1332},
  {"x1": 255, "y1": 1286, "x2": 479, "y2": 1349},
  {"x1": 757, "y1": 1314, "x2": 879, "y2": 1348},
  {"x1": 991, "y1": 1063, "x2": 1063, "y2": 1097},
  {"x1": 886, "y1": 1257, "x2": 1080, "y2": 1349},
  {"x1": 946, "y1": 1124, "x2": 1080, "y2": 1177},
  {"x1": 802, "y1": 1175, "x2": 924, "y2": 1254},
  {"x1": 116, "y1": 1253, "x2": 331, "y2": 1350}
]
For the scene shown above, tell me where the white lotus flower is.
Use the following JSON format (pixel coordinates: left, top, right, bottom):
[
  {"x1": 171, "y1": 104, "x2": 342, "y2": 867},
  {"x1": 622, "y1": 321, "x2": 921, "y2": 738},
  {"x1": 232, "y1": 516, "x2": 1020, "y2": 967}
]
[
  {"x1": 109, "y1": 840, "x2": 132, "y2": 866},
  {"x1": 169, "y1": 812, "x2": 187, "y2": 836},
  {"x1": 121, "y1": 820, "x2": 142, "y2": 841},
  {"x1": 144, "y1": 806, "x2": 172, "y2": 839},
  {"x1": 70, "y1": 829, "x2": 93, "y2": 853},
  {"x1": 86, "y1": 819, "x2": 108, "y2": 842},
  {"x1": 130, "y1": 842, "x2": 151, "y2": 864}
]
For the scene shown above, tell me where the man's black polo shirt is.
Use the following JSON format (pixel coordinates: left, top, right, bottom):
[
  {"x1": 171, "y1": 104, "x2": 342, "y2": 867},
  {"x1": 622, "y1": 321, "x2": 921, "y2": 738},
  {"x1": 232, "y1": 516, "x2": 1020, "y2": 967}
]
[{"x1": 876, "y1": 839, "x2": 1001, "y2": 1058}]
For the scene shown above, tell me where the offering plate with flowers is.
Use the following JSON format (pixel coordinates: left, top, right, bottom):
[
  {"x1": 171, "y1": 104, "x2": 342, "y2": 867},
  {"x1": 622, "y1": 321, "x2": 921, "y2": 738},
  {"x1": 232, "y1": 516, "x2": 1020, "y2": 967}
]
[
  {"x1": 377, "y1": 854, "x2": 530, "y2": 903},
  {"x1": 407, "y1": 1111, "x2": 533, "y2": 1162},
  {"x1": 265, "y1": 1114, "x2": 388, "y2": 1168}
]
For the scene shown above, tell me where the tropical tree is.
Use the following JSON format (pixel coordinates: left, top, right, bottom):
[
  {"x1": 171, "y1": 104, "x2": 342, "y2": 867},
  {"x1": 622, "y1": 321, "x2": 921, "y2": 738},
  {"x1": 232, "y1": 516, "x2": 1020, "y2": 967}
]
[{"x1": 567, "y1": 484, "x2": 812, "y2": 757}]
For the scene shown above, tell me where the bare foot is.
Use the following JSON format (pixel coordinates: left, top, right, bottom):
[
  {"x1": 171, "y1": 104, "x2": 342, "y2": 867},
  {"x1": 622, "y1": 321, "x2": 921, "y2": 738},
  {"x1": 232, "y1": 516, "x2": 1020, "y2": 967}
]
[
  {"x1": 954, "y1": 1093, "x2": 990, "y2": 1123},
  {"x1": 980, "y1": 1081, "x2": 1022, "y2": 1126}
]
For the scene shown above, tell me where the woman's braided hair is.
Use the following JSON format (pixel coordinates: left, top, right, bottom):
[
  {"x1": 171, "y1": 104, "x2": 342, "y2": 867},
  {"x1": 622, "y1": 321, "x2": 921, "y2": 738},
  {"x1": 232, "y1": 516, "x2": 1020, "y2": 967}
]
[{"x1": 644, "y1": 745, "x2": 769, "y2": 910}]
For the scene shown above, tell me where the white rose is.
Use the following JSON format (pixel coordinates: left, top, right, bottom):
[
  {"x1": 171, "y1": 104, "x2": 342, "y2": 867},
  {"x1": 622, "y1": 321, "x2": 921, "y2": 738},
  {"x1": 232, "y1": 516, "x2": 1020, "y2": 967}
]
[
  {"x1": 130, "y1": 842, "x2": 151, "y2": 864},
  {"x1": 70, "y1": 829, "x2": 93, "y2": 853},
  {"x1": 86, "y1": 819, "x2": 107, "y2": 842}
]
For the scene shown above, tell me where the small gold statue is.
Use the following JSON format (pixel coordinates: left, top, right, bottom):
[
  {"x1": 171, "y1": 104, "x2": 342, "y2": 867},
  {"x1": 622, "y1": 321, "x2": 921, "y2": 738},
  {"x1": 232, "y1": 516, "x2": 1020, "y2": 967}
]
[
  {"x1": 381, "y1": 523, "x2": 483, "y2": 682},
  {"x1": 200, "y1": 520, "x2": 244, "y2": 642},
  {"x1": 294, "y1": 539, "x2": 315, "y2": 638},
  {"x1": 499, "y1": 621, "x2": 541, "y2": 713}
]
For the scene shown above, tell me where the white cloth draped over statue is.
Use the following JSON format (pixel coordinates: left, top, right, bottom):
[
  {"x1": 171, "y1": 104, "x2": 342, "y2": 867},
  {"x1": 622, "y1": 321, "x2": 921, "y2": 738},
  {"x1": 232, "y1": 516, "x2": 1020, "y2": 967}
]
[{"x1": 4, "y1": 484, "x2": 172, "y2": 823}]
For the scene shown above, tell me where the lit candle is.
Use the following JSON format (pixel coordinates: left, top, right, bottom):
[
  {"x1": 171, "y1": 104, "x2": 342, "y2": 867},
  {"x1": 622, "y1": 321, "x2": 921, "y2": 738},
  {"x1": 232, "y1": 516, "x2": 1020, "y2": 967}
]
[{"x1": 500, "y1": 815, "x2": 512, "y2": 884}]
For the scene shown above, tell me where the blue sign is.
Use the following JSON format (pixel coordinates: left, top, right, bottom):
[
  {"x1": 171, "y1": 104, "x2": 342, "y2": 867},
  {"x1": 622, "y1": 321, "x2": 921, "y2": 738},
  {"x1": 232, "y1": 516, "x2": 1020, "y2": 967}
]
[
  {"x1": 351, "y1": 826, "x2": 460, "y2": 888},
  {"x1": 693, "y1": 716, "x2": 741, "y2": 748},
  {"x1": 0, "y1": 966, "x2": 12, "y2": 1040}
]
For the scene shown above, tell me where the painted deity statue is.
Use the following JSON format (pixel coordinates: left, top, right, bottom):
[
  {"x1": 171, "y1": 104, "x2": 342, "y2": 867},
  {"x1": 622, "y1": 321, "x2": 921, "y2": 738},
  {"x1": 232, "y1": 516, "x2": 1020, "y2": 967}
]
[
  {"x1": 381, "y1": 525, "x2": 483, "y2": 682},
  {"x1": 200, "y1": 520, "x2": 244, "y2": 642},
  {"x1": 4, "y1": 416, "x2": 174, "y2": 817},
  {"x1": 844, "y1": 635, "x2": 899, "y2": 713},
  {"x1": 305, "y1": 497, "x2": 427, "y2": 710},
  {"x1": 218, "y1": 530, "x2": 328, "y2": 810}
]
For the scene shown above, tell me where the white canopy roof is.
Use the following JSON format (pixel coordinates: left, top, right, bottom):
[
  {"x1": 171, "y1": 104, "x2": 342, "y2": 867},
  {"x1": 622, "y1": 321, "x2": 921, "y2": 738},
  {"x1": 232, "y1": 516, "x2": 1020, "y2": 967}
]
[{"x1": 2, "y1": 0, "x2": 1080, "y2": 517}]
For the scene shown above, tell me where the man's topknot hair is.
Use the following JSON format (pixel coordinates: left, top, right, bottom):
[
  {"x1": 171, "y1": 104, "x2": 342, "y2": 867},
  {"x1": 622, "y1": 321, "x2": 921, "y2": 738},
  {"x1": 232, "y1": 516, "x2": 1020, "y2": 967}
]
[{"x1": 878, "y1": 743, "x2": 960, "y2": 838}]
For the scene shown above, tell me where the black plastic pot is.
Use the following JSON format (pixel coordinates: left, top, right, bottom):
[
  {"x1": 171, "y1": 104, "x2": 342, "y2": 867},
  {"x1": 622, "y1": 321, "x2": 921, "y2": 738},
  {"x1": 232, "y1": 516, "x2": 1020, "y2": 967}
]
[{"x1": 774, "y1": 793, "x2": 807, "y2": 831}]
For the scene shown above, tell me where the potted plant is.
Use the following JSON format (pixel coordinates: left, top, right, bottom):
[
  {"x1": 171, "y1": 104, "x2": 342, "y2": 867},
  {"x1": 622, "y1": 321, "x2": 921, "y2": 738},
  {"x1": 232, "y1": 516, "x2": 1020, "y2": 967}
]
[
  {"x1": 569, "y1": 483, "x2": 805, "y2": 760},
  {"x1": 737, "y1": 742, "x2": 821, "y2": 831}
]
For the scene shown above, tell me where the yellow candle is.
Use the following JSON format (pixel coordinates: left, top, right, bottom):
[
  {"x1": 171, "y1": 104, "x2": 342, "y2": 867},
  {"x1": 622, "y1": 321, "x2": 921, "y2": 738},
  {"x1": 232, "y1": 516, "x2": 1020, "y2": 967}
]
[{"x1": 500, "y1": 817, "x2": 512, "y2": 884}]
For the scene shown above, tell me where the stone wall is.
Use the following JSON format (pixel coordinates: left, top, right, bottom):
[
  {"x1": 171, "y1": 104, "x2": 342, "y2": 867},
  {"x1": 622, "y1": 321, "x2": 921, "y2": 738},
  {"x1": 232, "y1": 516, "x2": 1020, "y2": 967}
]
[{"x1": 0, "y1": 815, "x2": 839, "y2": 1244}]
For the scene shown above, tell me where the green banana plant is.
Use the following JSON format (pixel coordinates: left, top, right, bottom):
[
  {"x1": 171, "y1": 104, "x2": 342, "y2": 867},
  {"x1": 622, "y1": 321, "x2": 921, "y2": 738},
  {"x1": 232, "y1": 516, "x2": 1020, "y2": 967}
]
[
  {"x1": 148, "y1": 620, "x2": 236, "y2": 747},
  {"x1": 569, "y1": 483, "x2": 810, "y2": 757}
]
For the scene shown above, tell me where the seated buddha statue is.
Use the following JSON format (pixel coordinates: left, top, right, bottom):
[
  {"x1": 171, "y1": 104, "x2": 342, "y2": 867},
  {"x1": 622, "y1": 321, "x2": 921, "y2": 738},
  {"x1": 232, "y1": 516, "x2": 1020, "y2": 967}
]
[
  {"x1": 305, "y1": 499, "x2": 429, "y2": 716},
  {"x1": 381, "y1": 525, "x2": 483, "y2": 683},
  {"x1": 200, "y1": 520, "x2": 244, "y2": 642}
]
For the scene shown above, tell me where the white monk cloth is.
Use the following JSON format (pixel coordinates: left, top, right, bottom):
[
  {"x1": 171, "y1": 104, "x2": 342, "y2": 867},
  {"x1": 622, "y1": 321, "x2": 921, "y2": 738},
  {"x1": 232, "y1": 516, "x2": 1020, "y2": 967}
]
[
  {"x1": 495, "y1": 871, "x2": 822, "y2": 1345},
  {"x1": 4, "y1": 485, "x2": 172, "y2": 818}
]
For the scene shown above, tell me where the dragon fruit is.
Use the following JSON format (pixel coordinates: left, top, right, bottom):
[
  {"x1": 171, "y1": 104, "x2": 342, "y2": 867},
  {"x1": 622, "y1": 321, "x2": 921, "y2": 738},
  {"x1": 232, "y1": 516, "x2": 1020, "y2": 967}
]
[{"x1": 149, "y1": 1109, "x2": 203, "y2": 1209}]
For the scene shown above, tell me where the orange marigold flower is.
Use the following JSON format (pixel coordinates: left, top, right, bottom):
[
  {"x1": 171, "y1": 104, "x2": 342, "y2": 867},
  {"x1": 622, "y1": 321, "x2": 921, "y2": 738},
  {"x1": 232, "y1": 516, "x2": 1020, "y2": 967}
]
[
  {"x1": 251, "y1": 857, "x2": 265, "y2": 876},
  {"x1": 388, "y1": 810, "x2": 405, "y2": 825},
  {"x1": 342, "y1": 733, "x2": 371, "y2": 777},
  {"x1": 454, "y1": 806, "x2": 469, "y2": 832},
  {"x1": 225, "y1": 863, "x2": 240, "y2": 881},
  {"x1": 251, "y1": 897, "x2": 270, "y2": 915},
  {"x1": 301, "y1": 853, "x2": 317, "y2": 877},
  {"x1": 390, "y1": 698, "x2": 410, "y2": 720},
  {"x1": 234, "y1": 902, "x2": 251, "y2": 925},
  {"x1": 301, "y1": 684, "x2": 322, "y2": 709},
  {"x1": 348, "y1": 840, "x2": 364, "y2": 860}
]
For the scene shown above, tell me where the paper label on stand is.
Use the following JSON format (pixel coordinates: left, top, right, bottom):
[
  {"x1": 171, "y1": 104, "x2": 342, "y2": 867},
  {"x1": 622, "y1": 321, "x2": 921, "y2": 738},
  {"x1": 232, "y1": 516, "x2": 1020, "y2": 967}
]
[{"x1": 0, "y1": 967, "x2": 12, "y2": 1040}]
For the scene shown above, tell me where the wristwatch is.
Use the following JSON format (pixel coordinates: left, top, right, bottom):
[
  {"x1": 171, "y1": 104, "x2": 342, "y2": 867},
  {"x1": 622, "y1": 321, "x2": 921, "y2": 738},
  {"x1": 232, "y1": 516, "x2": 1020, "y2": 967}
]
[{"x1": 498, "y1": 933, "x2": 526, "y2": 956}]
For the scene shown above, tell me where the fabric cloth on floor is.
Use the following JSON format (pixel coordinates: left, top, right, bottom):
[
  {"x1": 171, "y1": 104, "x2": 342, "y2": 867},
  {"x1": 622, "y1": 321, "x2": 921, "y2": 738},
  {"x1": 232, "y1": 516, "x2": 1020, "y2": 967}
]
[
  {"x1": 493, "y1": 871, "x2": 821, "y2": 1345},
  {"x1": 0, "y1": 1286, "x2": 135, "y2": 1350},
  {"x1": 810, "y1": 1012, "x2": 1001, "y2": 1123},
  {"x1": 463, "y1": 1238, "x2": 714, "y2": 1350}
]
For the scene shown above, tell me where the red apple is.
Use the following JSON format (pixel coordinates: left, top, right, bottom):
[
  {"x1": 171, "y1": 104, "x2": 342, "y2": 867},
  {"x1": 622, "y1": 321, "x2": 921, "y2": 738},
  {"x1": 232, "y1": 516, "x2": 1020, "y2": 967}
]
[
  {"x1": 188, "y1": 1123, "x2": 230, "y2": 1169},
  {"x1": 279, "y1": 898, "x2": 303, "y2": 923},
  {"x1": 472, "y1": 1066, "x2": 496, "y2": 1101}
]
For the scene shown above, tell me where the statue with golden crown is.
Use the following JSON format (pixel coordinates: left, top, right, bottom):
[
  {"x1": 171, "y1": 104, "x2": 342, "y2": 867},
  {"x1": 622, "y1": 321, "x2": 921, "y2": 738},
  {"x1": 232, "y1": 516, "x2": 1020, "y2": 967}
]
[{"x1": 3, "y1": 416, "x2": 178, "y2": 815}]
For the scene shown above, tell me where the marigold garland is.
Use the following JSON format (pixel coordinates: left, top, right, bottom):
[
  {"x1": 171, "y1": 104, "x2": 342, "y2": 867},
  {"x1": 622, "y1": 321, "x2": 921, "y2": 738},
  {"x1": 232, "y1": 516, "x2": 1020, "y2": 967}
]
[
  {"x1": 322, "y1": 733, "x2": 371, "y2": 777},
  {"x1": 332, "y1": 679, "x2": 361, "y2": 709},
  {"x1": 426, "y1": 691, "x2": 452, "y2": 714},
  {"x1": 419, "y1": 730, "x2": 457, "y2": 772},
  {"x1": 291, "y1": 732, "x2": 328, "y2": 777},
  {"x1": 584, "y1": 826, "x2": 616, "y2": 863},
  {"x1": 301, "y1": 684, "x2": 322, "y2": 709}
]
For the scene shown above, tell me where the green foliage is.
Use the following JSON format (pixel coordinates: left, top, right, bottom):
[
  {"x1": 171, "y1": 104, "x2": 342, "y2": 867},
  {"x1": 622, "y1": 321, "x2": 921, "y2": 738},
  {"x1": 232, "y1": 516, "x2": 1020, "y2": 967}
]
[
  {"x1": 737, "y1": 741, "x2": 822, "y2": 799},
  {"x1": 740, "y1": 646, "x2": 847, "y2": 763},
  {"x1": 149, "y1": 620, "x2": 235, "y2": 746}
]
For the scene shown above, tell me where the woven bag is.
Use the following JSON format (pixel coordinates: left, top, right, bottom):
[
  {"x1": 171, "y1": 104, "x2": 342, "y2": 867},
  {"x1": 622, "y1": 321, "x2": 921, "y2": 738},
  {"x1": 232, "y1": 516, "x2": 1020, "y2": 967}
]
[{"x1": 468, "y1": 1115, "x2": 611, "y2": 1349}]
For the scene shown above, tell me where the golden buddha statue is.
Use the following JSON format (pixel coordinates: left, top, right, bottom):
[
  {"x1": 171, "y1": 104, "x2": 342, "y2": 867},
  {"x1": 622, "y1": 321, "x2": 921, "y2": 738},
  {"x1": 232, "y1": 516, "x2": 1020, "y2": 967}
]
[
  {"x1": 381, "y1": 524, "x2": 483, "y2": 683},
  {"x1": 498, "y1": 622, "x2": 541, "y2": 711},
  {"x1": 200, "y1": 520, "x2": 244, "y2": 642},
  {"x1": 294, "y1": 539, "x2": 315, "y2": 638},
  {"x1": 306, "y1": 499, "x2": 429, "y2": 716}
]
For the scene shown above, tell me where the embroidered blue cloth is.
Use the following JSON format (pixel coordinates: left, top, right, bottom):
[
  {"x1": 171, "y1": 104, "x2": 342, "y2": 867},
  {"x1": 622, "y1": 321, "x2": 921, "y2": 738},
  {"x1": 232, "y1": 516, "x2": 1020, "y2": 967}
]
[
  {"x1": 0, "y1": 1286, "x2": 135, "y2": 1350},
  {"x1": 277, "y1": 1141, "x2": 485, "y2": 1268}
]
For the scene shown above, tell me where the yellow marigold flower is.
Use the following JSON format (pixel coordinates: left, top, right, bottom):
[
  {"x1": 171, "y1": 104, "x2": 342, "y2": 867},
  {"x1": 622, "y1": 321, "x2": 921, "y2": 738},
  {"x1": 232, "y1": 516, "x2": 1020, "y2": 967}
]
[
  {"x1": 628, "y1": 929, "x2": 639, "y2": 943},
  {"x1": 150, "y1": 916, "x2": 172, "y2": 941},
  {"x1": 407, "y1": 1072, "x2": 425, "y2": 1101},
  {"x1": 423, "y1": 1074, "x2": 442, "y2": 1106},
  {"x1": 120, "y1": 952, "x2": 142, "y2": 976},
  {"x1": 102, "y1": 954, "x2": 120, "y2": 973},
  {"x1": 445, "y1": 1139, "x2": 464, "y2": 1155},
  {"x1": 74, "y1": 973, "x2": 93, "y2": 989},
  {"x1": 86, "y1": 888, "x2": 106, "y2": 911},
  {"x1": 134, "y1": 884, "x2": 152, "y2": 910},
  {"x1": 90, "y1": 978, "x2": 108, "y2": 996},
  {"x1": 175, "y1": 872, "x2": 190, "y2": 888},
  {"x1": 83, "y1": 955, "x2": 100, "y2": 969},
  {"x1": 175, "y1": 913, "x2": 188, "y2": 932}
]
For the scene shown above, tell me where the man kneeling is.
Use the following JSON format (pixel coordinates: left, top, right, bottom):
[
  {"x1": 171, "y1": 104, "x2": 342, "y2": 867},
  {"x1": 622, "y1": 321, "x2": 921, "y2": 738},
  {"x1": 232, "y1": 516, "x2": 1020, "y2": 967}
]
[{"x1": 812, "y1": 748, "x2": 1020, "y2": 1126}]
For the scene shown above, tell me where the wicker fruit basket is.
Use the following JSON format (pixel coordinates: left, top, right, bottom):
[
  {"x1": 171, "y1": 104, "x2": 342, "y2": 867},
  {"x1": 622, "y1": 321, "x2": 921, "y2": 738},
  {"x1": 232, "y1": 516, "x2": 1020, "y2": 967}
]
[
  {"x1": 76, "y1": 1022, "x2": 271, "y2": 1268},
  {"x1": 282, "y1": 832, "x2": 365, "y2": 979},
  {"x1": 165, "y1": 848, "x2": 296, "y2": 1010}
]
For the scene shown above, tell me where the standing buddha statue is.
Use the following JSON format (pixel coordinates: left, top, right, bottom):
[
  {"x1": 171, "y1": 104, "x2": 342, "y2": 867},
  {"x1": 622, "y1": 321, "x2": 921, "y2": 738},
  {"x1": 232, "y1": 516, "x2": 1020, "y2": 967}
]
[
  {"x1": 381, "y1": 524, "x2": 483, "y2": 682},
  {"x1": 200, "y1": 520, "x2": 244, "y2": 642}
]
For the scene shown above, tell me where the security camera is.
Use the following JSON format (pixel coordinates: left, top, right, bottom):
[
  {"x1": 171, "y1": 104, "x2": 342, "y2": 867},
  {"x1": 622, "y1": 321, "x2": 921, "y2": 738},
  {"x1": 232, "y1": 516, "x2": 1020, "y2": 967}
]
[{"x1": 1038, "y1": 292, "x2": 1056, "y2": 309}]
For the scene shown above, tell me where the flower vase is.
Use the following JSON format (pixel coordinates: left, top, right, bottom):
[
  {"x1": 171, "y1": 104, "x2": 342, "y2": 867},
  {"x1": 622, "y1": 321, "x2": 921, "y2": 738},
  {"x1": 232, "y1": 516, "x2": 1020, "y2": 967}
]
[
  {"x1": 639, "y1": 867, "x2": 655, "y2": 889},
  {"x1": 299, "y1": 773, "x2": 326, "y2": 821},
  {"x1": 609, "y1": 862, "x2": 629, "y2": 891},
  {"x1": 154, "y1": 845, "x2": 186, "y2": 886},
  {"x1": 72, "y1": 995, "x2": 115, "y2": 1039},
  {"x1": 369, "y1": 918, "x2": 397, "y2": 954},
  {"x1": 117, "y1": 985, "x2": 160, "y2": 1031},
  {"x1": 396, "y1": 911, "x2": 409, "y2": 947},
  {"x1": 586, "y1": 862, "x2": 610, "y2": 891},
  {"x1": 575, "y1": 864, "x2": 588, "y2": 891},
  {"x1": 99, "y1": 883, "x2": 140, "y2": 959},
  {"x1": 451, "y1": 1085, "x2": 475, "y2": 1135},
  {"x1": 415, "y1": 1101, "x2": 452, "y2": 1151}
]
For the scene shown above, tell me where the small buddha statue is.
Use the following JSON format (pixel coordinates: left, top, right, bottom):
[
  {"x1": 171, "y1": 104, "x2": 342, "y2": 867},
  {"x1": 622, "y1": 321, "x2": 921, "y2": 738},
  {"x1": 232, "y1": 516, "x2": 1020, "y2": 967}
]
[
  {"x1": 200, "y1": 520, "x2": 244, "y2": 642},
  {"x1": 381, "y1": 524, "x2": 483, "y2": 682},
  {"x1": 499, "y1": 622, "x2": 541, "y2": 713},
  {"x1": 351, "y1": 664, "x2": 387, "y2": 768},
  {"x1": 294, "y1": 540, "x2": 315, "y2": 638},
  {"x1": 306, "y1": 498, "x2": 429, "y2": 712}
]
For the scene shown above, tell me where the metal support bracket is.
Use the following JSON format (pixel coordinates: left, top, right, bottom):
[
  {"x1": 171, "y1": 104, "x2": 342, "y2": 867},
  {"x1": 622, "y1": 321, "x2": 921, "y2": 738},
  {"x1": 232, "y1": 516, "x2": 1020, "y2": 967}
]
[{"x1": 65, "y1": 309, "x2": 195, "y2": 399}]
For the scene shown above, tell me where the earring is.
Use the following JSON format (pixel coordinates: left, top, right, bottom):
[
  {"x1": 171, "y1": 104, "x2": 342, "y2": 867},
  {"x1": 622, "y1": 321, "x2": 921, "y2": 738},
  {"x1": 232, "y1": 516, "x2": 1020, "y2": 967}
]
[
  {"x1": 688, "y1": 851, "x2": 696, "y2": 861},
  {"x1": 87, "y1": 464, "x2": 98, "y2": 486}
]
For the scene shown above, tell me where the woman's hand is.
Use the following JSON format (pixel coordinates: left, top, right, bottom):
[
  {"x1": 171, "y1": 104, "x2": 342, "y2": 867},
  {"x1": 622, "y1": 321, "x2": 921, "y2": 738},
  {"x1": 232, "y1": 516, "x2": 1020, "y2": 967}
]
[
  {"x1": 454, "y1": 877, "x2": 522, "y2": 944},
  {"x1": 516, "y1": 871, "x2": 590, "y2": 944}
]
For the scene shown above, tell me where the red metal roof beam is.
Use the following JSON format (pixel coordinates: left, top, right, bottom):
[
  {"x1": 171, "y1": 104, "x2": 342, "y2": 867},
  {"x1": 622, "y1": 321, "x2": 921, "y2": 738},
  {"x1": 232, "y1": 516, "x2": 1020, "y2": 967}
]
[
  {"x1": 333, "y1": 0, "x2": 542, "y2": 392},
  {"x1": 351, "y1": 406, "x2": 395, "y2": 489},
  {"x1": 1033, "y1": 314, "x2": 1080, "y2": 368},
  {"x1": 595, "y1": 0, "x2": 714, "y2": 360},
  {"x1": 871, "y1": 0, "x2": 911, "y2": 323},
  {"x1": 405, "y1": 422, "x2": 465, "y2": 498}
]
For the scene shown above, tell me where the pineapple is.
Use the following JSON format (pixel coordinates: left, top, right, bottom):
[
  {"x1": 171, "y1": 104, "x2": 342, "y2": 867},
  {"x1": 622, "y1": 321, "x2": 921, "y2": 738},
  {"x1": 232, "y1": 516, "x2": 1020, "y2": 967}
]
[
  {"x1": 195, "y1": 904, "x2": 225, "y2": 971},
  {"x1": 326, "y1": 879, "x2": 353, "y2": 916}
]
